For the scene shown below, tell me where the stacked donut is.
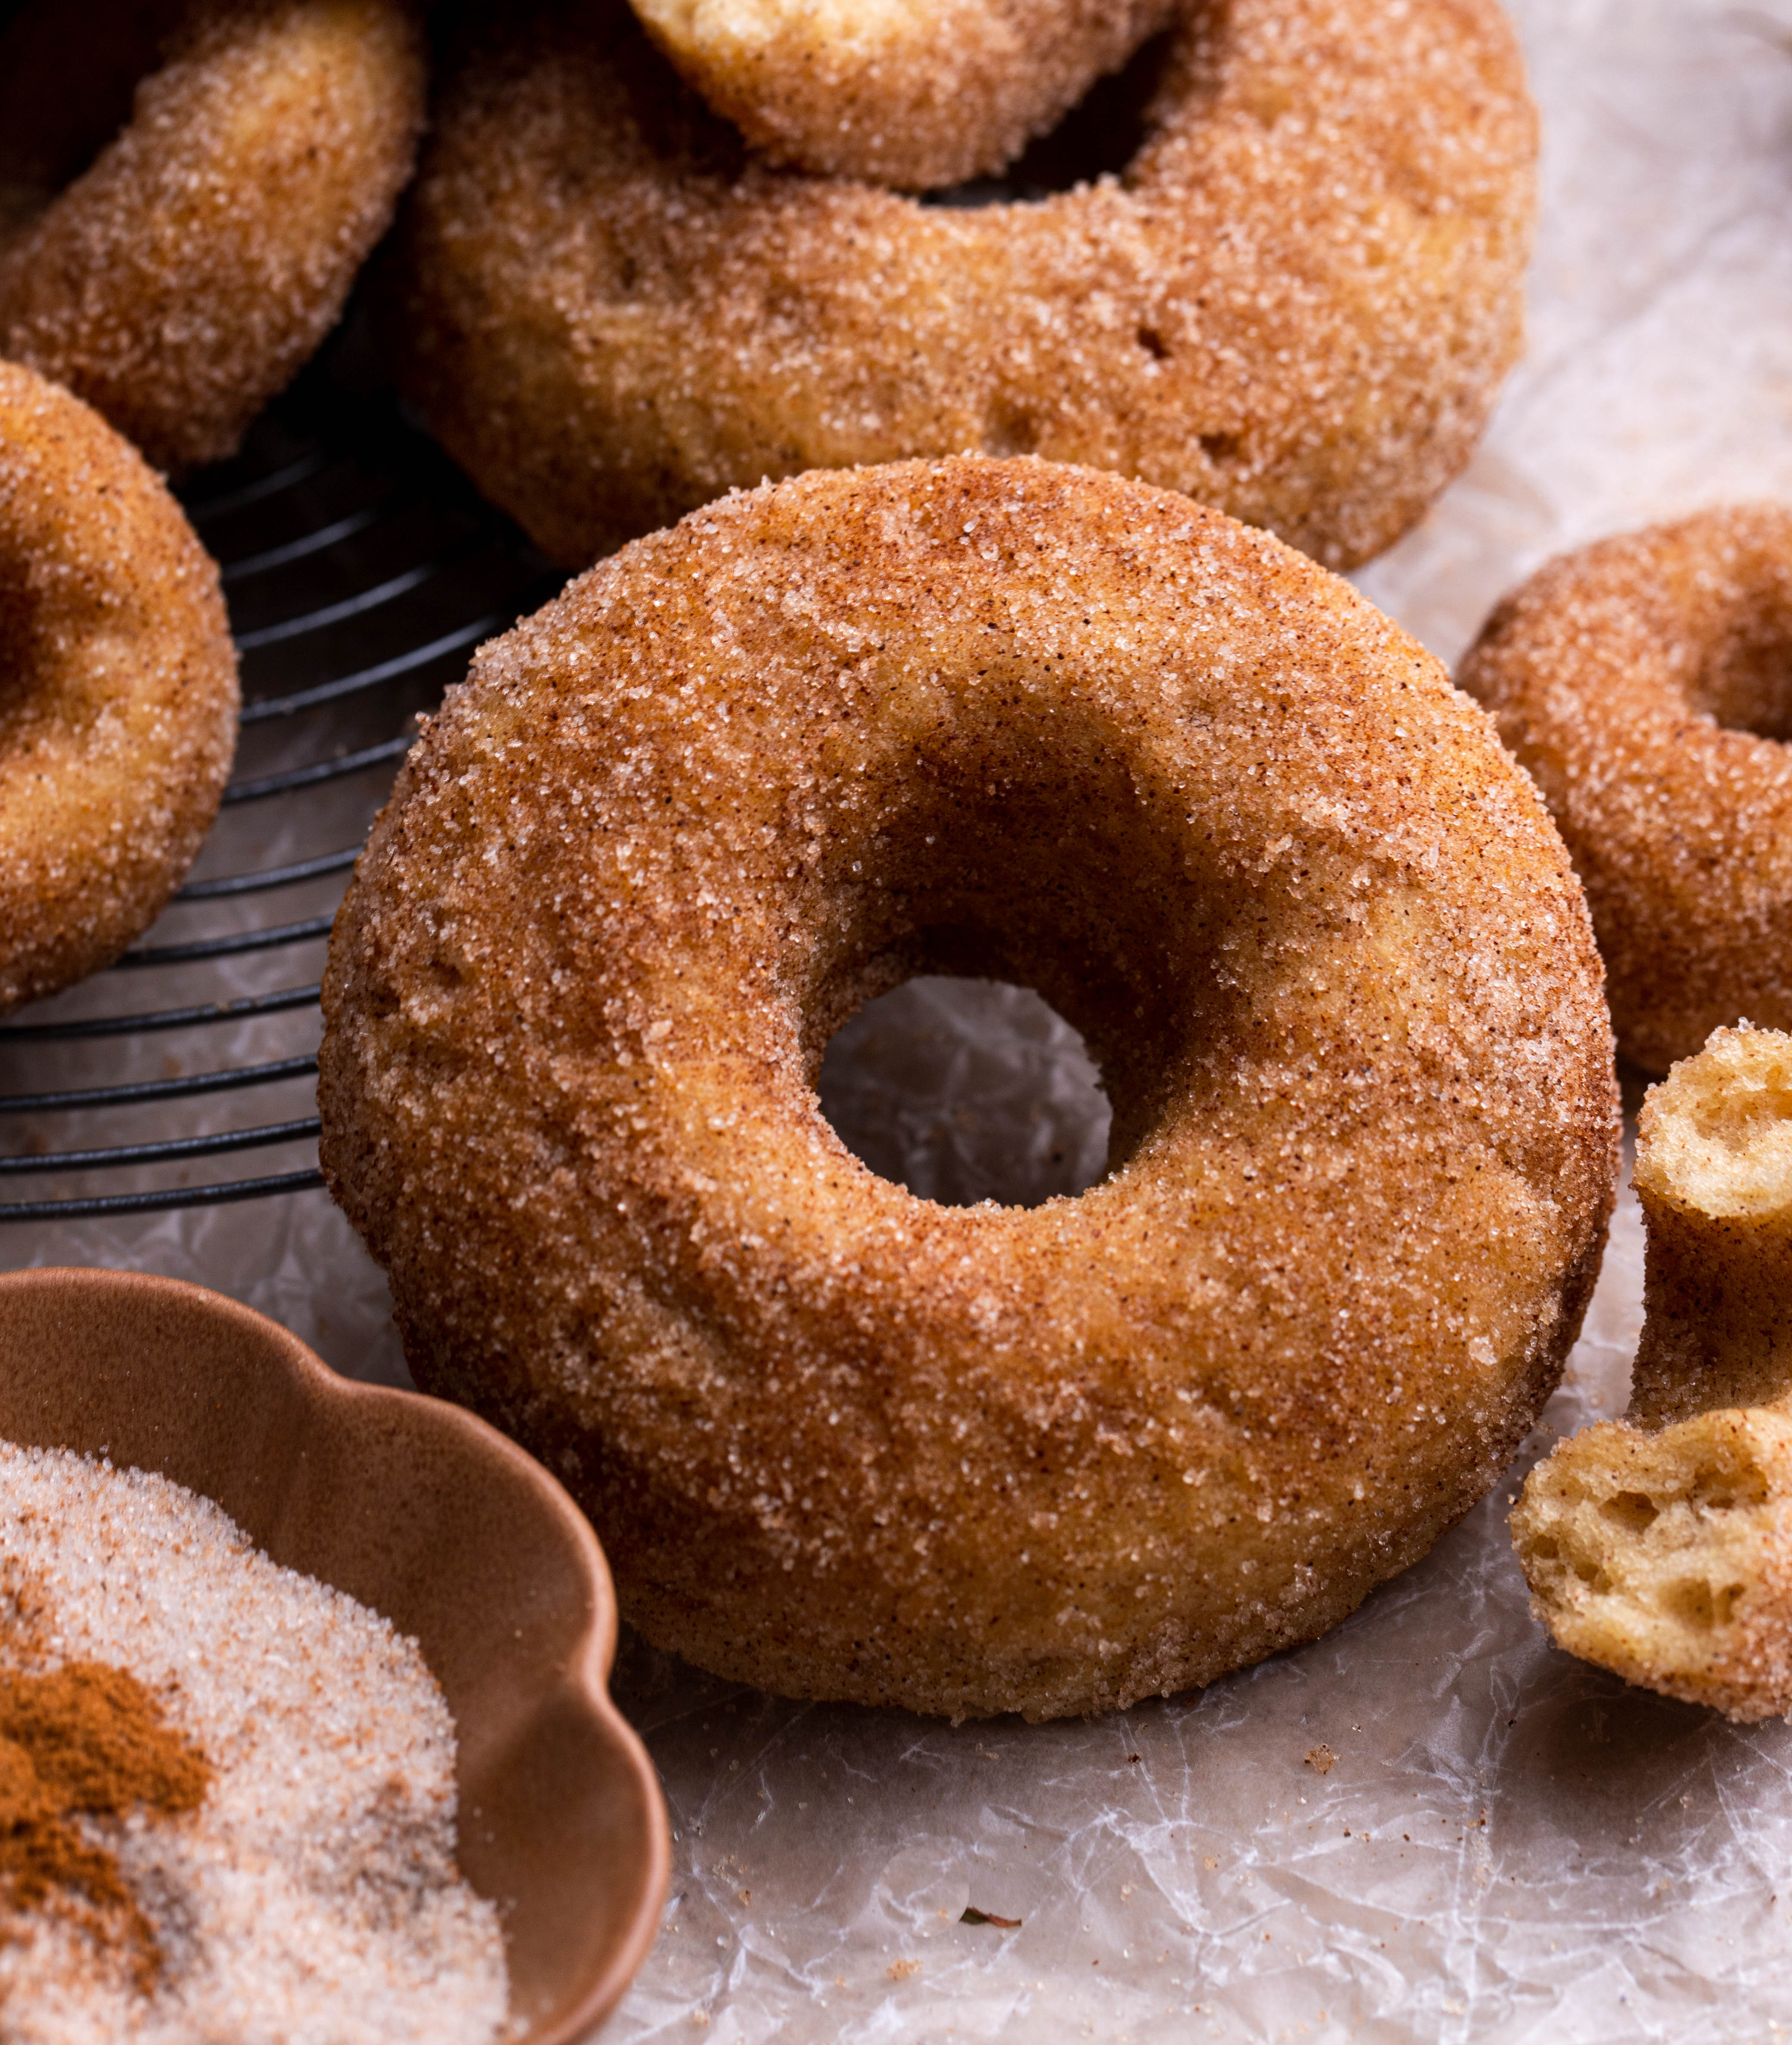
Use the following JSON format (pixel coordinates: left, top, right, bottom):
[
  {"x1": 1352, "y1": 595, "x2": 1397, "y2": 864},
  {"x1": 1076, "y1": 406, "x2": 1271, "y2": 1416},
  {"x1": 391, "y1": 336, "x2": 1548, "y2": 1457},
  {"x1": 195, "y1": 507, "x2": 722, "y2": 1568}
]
[{"x1": 388, "y1": 0, "x2": 1540, "y2": 569}]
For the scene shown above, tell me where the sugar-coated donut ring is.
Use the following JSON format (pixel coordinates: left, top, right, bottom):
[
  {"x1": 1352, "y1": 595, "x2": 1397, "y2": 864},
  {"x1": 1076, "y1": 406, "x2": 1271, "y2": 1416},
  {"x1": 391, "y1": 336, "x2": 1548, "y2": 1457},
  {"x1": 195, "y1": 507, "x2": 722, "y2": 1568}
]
[
  {"x1": 0, "y1": 0, "x2": 425, "y2": 474},
  {"x1": 320, "y1": 457, "x2": 1618, "y2": 1722},
  {"x1": 0, "y1": 362, "x2": 239, "y2": 1014},
  {"x1": 1513, "y1": 1026, "x2": 1792, "y2": 1722},
  {"x1": 389, "y1": 0, "x2": 1536, "y2": 570},
  {"x1": 1460, "y1": 507, "x2": 1792, "y2": 1075},
  {"x1": 627, "y1": 0, "x2": 1177, "y2": 190}
]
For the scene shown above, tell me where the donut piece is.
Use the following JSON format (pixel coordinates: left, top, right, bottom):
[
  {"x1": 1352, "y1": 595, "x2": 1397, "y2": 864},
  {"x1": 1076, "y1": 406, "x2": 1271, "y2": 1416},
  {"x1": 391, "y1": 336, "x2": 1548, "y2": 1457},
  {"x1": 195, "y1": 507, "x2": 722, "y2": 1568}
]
[
  {"x1": 1512, "y1": 1026, "x2": 1792, "y2": 1722},
  {"x1": 388, "y1": 0, "x2": 1537, "y2": 570},
  {"x1": 320, "y1": 457, "x2": 1618, "y2": 1722},
  {"x1": 1459, "y1": 506, "x2": 1792, "y2": 1075},
  {"x1": 627, "y1": 0, "x2": 1178, "y2": 190},
  {"x1": 0, "y1": 0, "x2": 426, "y2": 474},
  {"x1": 0, "y1": 362, "x2": 239, "y2": 1014}
]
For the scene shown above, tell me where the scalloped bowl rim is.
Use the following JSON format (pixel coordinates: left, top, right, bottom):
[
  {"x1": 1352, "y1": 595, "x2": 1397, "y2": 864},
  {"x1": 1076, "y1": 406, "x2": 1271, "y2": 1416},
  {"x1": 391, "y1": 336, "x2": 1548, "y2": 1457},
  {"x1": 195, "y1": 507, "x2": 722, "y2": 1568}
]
[{"x1": 0, "y1": 1265, "x2": 670, "y2": 2044}]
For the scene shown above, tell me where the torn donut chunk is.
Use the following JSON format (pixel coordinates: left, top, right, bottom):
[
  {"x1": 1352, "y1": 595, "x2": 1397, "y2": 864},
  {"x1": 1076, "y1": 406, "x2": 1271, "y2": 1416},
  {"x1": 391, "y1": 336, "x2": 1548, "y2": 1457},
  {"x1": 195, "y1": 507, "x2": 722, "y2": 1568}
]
[
  {"x1": 320, "y1": 457, "x2": 1617, "y2": 1722},
  {"x1": 0, "y1": 362, "x2": 239, "y2": 1013},
  {"x1": 1512, "y1": 1025, "x2": 1792, "y2": 1722},
  {"x1": 0, "y1": 0, "x2": 426, "y2": 473}
]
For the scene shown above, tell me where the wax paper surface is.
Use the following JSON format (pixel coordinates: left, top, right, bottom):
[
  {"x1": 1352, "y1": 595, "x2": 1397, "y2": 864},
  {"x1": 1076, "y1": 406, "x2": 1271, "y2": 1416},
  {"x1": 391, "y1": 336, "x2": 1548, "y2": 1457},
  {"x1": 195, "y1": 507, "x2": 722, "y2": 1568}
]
[{"x1": 10, "y1": 0, "x2": 1792, "y2": 2035}]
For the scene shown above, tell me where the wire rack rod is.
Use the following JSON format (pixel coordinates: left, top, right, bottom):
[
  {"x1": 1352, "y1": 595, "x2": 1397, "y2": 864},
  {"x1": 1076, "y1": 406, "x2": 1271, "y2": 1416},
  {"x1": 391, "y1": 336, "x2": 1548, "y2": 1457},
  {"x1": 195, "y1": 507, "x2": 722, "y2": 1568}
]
[
  {"x1": 222, "y1": 733, "x2": 416, "y2": 807},
  {"x1": 0, "y1": 1054, "x2": 320, "y2": 1119},
  {"x1": 115, "y1": 916, "x2": 335, "y2": 970},
  {"x1": 232, "y1": 553, "x2": 459, "y2": 651},
  {"x1": 0, "y1": 1169, "x2": 327, "y2": 1225},
  {"x1": 0, "y1": 987, "x2": 321, "y2": 1046},
  {"x1": 239, "y1": 613, "x2": 501, "y2": 723},
  {"x1": 0, "y1": 1117, "x2": 321, "y2": 1177},
  {"x1": 178, "y1": 849, "x2": 360, "y2": 901},
  {"x1": 221, "y1": 501, "x2": 392, "y2": 584},
  {"x1": 186, "y1": 449, "x2": 328, "y2": 521}
]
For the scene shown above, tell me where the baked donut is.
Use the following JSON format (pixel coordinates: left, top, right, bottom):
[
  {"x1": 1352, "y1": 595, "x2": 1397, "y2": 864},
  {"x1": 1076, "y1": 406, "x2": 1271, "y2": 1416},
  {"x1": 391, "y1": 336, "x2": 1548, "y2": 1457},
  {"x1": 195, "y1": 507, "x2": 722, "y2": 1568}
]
[
  {"x1": 1459, "y1": 506, "x2": 1792, "y2": 1075},
  {"x1": 320, "y1": 456, "x2": 1618, "y2": 1722},
  {"x1": 389, "y1": 0, "x2": 1537, "y2": 570},
  {"x1": 0, "y1": 0, "x2": 425, "y2": 474},
  {"x1": 0, "y1": 361, "x2": 239, "y2": 1014},
  {"x1": 1513, "y1": 1025, "x2": 1792, "y2": 1722},
  {"x1": 627, "y1": 0, "x2": 1178, "y2": 190}
]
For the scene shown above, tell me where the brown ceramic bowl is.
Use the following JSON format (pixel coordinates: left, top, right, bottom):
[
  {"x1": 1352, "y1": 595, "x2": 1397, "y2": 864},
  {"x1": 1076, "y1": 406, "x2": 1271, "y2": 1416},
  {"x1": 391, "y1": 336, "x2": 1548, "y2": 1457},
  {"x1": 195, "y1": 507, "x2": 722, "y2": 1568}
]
[{"x1": 0, "y1": 1266, "x2": 669, "y2": 2042}]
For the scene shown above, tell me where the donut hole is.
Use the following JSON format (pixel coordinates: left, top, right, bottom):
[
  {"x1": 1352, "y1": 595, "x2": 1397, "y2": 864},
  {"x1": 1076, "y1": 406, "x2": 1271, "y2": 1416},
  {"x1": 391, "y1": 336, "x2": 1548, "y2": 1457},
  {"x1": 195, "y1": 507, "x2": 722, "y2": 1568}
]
[
  {"x1": 921, "y1": 28, "x2": 1174, "y2": 206},
  {"x1": 0, "y1": 0, "x2": 177, "y2": 238},
  {"x1": 817, "y1": 976, "x2": 1113, "y2": 1209},
  {"x1": 1691, "y1": 597, "x2": 1792, "y2": 741},
  {"x1": 797, "y1": 723, "x2": 1234, "y2": 1203}
]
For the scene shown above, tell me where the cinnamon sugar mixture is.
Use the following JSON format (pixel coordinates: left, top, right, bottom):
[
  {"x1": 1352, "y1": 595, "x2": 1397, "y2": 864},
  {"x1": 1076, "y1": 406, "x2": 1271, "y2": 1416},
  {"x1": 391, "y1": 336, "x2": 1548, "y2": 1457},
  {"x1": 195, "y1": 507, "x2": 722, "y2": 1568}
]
[{"x1": 0, "y1": 1442, "x2": 511, "y2": 2044}]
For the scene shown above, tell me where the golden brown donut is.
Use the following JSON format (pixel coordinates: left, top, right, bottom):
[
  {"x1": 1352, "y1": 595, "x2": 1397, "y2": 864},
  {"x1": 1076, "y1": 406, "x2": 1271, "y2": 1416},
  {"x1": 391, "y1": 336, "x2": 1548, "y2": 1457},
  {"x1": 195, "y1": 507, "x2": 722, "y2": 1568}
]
[
  {"x1": 320, "y1": 456, "x2": 1618, "y2": 1722},
  {"x1": 627, "y1": 0, "x2": 1178, "y2": 190},
  {"x1": 1513, "y1": 1026, "x2": 1792, "y2": 1722},
  {"x1": 0, "y1": 362, "x2": 239, "y2": 1013},
  {"x1": 1459, "y1": 505, "x2": 1792, "y2": 1075},
  {"x1": 0, "y1": 0, "x2": 425, "y2": 473},
  {"x1": 389, "y1": 0, "x2": 1536, "y2": 570}
]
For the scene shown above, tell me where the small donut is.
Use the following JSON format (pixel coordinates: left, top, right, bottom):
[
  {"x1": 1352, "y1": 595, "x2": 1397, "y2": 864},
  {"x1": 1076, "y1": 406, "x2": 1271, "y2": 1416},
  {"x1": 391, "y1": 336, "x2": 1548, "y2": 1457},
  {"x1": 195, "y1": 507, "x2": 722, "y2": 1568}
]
[
  {"x1": 389, "y1": 0, "x2": 1537, "y2": 570},
  {"x1": 0, "y1": 361, "x2": 239, "y2": 1014},
  {"x1": 1512, "y1": 1025, "x2": 1792, "y2": 1722},
  {"x1": 320, "y1": 457, "x2": 1618, "y2": 1722},
  {"x1": 0, "y1": 0, "x2": 426, "y2": 473},
  {"x1": 1459, "y1": 506, "x2": 1792, "y2": 1075},
  {"x1": 626, "y1": 0, "x2": 1178, "y2": 190}
]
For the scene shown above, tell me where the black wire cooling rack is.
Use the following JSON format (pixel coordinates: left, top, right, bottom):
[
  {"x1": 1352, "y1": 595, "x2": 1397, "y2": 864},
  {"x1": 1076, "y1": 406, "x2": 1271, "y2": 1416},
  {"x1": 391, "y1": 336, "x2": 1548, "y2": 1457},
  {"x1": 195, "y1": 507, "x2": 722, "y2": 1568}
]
[{"x1": 0, "y1": 371, "x2": 555, "y2": 1223}]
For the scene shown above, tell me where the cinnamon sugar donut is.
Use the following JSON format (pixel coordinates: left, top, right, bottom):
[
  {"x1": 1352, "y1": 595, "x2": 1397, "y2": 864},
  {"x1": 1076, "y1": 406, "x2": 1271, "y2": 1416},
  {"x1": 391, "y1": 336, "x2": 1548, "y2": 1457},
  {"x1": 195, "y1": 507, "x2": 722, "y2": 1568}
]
[
  {"x1": 389, "y1": 0, "x2": 1536, "y2": 569},
  {"x1": 0, "y1": 0, "x2": 425, "y2": 473},
  {"x1": 1460, "y1": 506, "x2": 1792, "y2": 1074},
  {"x1": 1513, "y1": 1026, "x2": 1792, "y2": 1721},
  {"x1": 320, "y1": 457, "x2": 1618, "y2": 1721},
  {"x1": 0, "y1": 362, "x2": 238, "y2": 1013},
  {"x1": 628, "y1": 0, "x2": 1178, "y2": 190}
]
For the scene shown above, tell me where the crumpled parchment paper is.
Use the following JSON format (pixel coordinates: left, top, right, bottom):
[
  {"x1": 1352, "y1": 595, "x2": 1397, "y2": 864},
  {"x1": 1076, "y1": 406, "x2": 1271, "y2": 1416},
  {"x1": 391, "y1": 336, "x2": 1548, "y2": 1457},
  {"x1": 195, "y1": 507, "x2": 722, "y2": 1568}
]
[{"x1": 9, "y1": 0, "x2": 1792, "y2": 2033}]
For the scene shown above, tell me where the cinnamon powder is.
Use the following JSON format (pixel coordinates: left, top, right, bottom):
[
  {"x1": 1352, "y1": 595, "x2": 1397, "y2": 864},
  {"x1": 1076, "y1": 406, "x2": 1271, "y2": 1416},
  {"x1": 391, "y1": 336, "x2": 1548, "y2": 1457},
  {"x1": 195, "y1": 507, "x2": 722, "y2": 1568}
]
[{"x1": 0, "y1": 1660, "x2": 209, "y2": 1983}]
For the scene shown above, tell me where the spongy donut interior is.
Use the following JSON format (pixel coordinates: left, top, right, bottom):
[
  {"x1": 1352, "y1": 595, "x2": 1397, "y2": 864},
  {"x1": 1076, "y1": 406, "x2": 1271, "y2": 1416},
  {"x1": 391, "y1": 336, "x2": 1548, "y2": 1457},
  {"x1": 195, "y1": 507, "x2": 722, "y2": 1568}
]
[
  {"x1": 1512, "y1": 1410, "x2": 1792, "y2": 1721},
  {"x1": 1635, "y1": 1025, "x2": 1792, "y2": 1221}
]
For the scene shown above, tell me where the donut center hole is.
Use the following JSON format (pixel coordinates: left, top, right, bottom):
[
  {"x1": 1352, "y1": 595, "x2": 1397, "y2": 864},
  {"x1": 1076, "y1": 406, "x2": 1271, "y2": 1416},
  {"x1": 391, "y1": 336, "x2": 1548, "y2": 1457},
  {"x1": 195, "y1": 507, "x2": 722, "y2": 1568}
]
[
  {"x1": 0, "y1": 0, "x2": 177, "y2": 237},
  {"x1": 921, "y1": 28, "x2": 1173, "y2": 206},
  {"x1": 817, "y1": 976, "x2": 1112, "y2": 1208},
  {"x1": 1695, "y1": 605, "x2": 1792, "y2": 741}
]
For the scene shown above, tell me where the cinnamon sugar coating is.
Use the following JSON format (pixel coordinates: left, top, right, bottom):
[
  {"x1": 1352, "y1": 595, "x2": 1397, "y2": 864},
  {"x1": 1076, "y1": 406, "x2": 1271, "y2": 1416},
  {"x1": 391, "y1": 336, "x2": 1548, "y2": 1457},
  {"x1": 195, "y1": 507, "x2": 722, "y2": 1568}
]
[
  {"x1": 0, "y1": 0, "x2": 425, "y2": 474},
  {"x1": 0, "y1": 364, "x2": 238, "y2": 1014},
  {"x1": 627, "y1": 0, "x2": 1178, "y2": 190},
  {"x1": 389, "y1": 0, "x2": 1536, "y2": 570},
  {"x1": 321, "y1": 459, "x2": 1616, "y2": 1721},
  {"x1": 1460, "y1": 507, "x2": 1792, "y2": 1074}
]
